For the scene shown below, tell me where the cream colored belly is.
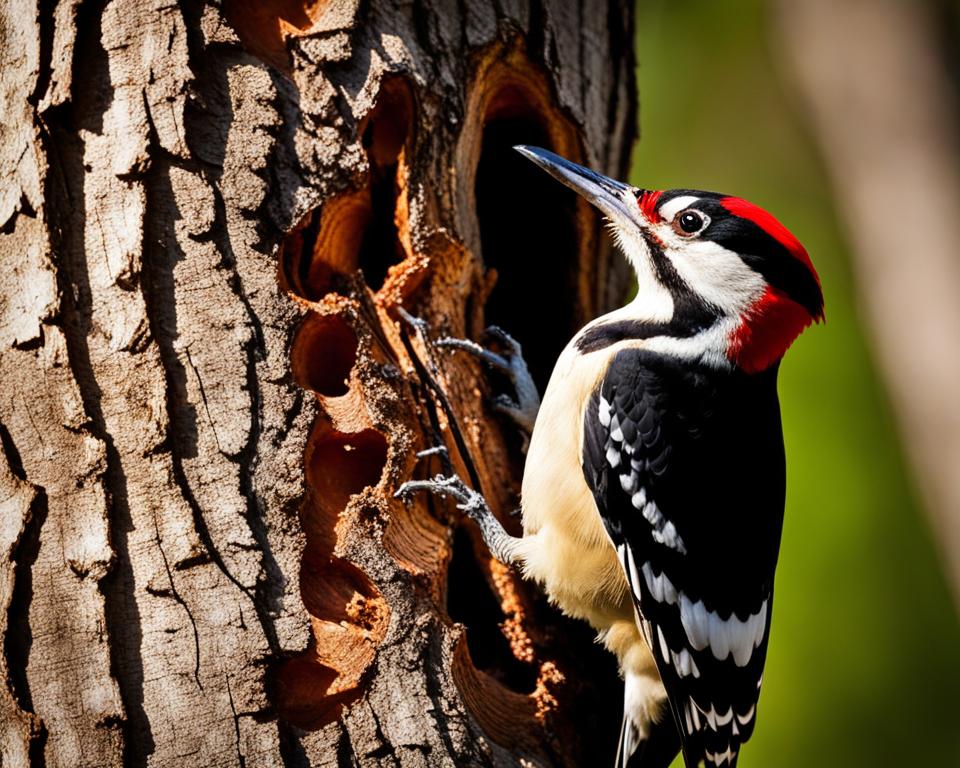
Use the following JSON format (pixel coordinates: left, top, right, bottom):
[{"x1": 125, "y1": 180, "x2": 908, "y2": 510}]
[{"x1": 518, "y1": 340, "x2": 632, "y2": 631}]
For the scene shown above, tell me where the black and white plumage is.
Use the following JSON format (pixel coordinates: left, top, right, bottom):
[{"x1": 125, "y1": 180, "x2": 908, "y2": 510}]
[
  {"x1": 508, "y1": 146, "x2": 822, "y2": 768},
  {"x1": 583, "y1": 349, "x2": 784, "y2": 766},
  {"x1": 397, "y1": 146, "x2": 824, "y2": 768}
]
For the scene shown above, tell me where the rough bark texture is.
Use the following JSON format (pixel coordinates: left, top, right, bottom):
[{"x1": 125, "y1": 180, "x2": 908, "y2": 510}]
[
  {"x1": 775, "y1": 0, "x2": 960, "y2": 606},
  {"x1": 0, "y1": 1, "x2": 636, "y2": 766}
]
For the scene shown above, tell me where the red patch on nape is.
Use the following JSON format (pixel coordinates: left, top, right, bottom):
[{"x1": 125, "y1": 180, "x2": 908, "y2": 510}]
[
  {"x1": 728, "y1": 286, "x2": 814, "y2": 374},
  {"x1": 721, "y1": 196, "x2": 820, "y2": 288},
  {"x1": 638, "y1": 190, "x2": 663, "y2": 222}
]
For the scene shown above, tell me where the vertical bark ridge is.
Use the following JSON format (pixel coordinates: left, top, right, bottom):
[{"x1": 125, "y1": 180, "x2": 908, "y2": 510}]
[{"x1": 0, "y1": 422, "x2": 48, "y2": 766}]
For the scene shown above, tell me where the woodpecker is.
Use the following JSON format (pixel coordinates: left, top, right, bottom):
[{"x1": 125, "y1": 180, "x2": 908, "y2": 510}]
[{"x1": 398, "y1": 146, "x2": 823, "y2": 768}]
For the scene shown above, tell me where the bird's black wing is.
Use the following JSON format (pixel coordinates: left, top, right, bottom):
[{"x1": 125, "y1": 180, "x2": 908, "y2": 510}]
[{"x1": 582, "y1": 348, "x2": 786, "y2": 768}]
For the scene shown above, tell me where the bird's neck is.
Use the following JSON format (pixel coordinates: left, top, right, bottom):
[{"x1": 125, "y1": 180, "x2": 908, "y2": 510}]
[
  {"x1": 576, "y1": 286, "x2": 813, "y2": 375},
  {"x1": 726, "y1": 286, "x2": 815, "y2": 374}
]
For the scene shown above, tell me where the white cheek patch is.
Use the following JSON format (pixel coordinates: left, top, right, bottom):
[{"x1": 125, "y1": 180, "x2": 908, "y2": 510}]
[
  {"x1": 665, "y1": 238, "x2": 767, "y2": 315},
  {"x1": 658, "y1": 195, "x2": 701, "y2": 221}
]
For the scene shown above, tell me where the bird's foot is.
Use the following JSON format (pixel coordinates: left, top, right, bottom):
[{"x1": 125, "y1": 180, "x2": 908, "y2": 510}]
[
  {"x1": 437, "y1": 326, "x2": 540, "y2": 437},
  {"x1": 395, "y1": 449, "x2": 522, "y2": 566}
]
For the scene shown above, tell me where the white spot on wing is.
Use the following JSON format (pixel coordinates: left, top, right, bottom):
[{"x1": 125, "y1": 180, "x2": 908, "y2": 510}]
[
  {"x1": 652, "y1": 520, "x2": 687, "y2": 554},
  {"x1": 716, "y1": 707, "x2": 734, "y2": 727},
  {"x1": 642, "y1": 501, "x2": 661, "y2": 525},
  {"x1": 670, "y1": 647, "x2": 700, "y2": 678},
  {"x1": 737, "y1": 704, "x2": 756, "y2": 727},
  {"x1": 598, "y1": 396, "x2": 612, "y2": 427},
  {"x1": 657, "y1": 626, "x2": 670, "y2": 664},
  {"x1": 679, "y1": 595, "x2": 768, "y2": 666},
  {"x1": 679, "y1": 594, "x2": 710, "y2": 651},
  {"x1": 629, "y1": 497, "x2": 687, "y2": 554},
  {"x1": 640, "y1": 561, "x2": 678, "y2": 605},
  {"x1": 707, "y1": 746, "x2": 737, "y2": 766},
  {"x1": 701, "y1": 703, "x2": 734, "y2": 730},
  {"x1": 610, "y1": 413, "x2": 623, "y2": 442},
  {"x1": 606, "y1": 445, "x2": 621, "y2": 468}
]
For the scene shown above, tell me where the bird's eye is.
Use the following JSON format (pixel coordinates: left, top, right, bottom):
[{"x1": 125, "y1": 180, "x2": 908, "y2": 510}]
[{"x1": 674, "y1": 210, "x2": 707, "y2": 236}]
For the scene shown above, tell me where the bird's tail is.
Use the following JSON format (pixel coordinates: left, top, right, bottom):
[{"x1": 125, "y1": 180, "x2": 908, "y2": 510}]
[
  {"x1": 621, "y1": 715, "x2": 682, "y2": 768},
  {"x1": 617, "y1": 681, "x2": 682, "y2": 768}
]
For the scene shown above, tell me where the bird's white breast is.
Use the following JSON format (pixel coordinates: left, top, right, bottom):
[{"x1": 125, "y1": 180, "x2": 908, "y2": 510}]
[{"x1": 518, "y1": 322, "x2": 637, "y2": 627}]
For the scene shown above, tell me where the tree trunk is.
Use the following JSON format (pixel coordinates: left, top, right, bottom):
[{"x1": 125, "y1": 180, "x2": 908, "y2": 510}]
[{"x1": 0, "y1": 1, "x2": 636, "y2": 766}]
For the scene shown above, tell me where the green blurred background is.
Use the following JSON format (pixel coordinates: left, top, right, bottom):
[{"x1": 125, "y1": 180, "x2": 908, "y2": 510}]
[{"x1": 631, "y1": 1, "x2": 960, "y2": 765}]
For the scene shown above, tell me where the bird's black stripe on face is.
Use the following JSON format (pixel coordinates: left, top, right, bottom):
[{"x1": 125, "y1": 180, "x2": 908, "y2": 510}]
[
  {"x1": 576, "y1": 235, "x2": 720, "y2": 354},
  {"x1": 643, "y1": 233, "x2": 721, "y2": 330}
]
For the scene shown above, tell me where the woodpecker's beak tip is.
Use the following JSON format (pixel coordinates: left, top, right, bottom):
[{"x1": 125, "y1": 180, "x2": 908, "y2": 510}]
[
  {"x1": 512, "y1": 144, "x2": 550, "y2": 167},
  {"x1": 511, "y1": 145, "x2": 633, "y2": 223}
]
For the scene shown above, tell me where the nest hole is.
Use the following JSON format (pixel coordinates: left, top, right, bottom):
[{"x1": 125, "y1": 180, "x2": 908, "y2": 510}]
[
  {"x1": 446, "y1": 525, "x2": 537, "y2": 694},
  {"x1": 303, "y1": 428, "x2": 387, "y2": 551},
  {"x1": 279, "y1": 78, "x2": 413, "y2": 299},
  {"x1": 274, "y1": 652, "x2": 362, "y2": 731},
  {"x1": 356, "y1": 77, "x2": 413, "y2": 291},
  {"x1": 280, "y1": 190, "x2": 371, "y2": 300},
  {"x1": 291, "y1": 314, "x2": 358, "y2": 397},
  {"x1": 475, "y1": 101, "x2": 581, "y2": 392},
  {"x1": 300, "y1": 554, "x2": 387, "y2": 633}
]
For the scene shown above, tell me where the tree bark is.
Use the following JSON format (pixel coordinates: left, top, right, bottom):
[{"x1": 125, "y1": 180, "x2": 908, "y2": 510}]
[{"x1": 0, "y1": 1, "x2": 636, "y2": 766}]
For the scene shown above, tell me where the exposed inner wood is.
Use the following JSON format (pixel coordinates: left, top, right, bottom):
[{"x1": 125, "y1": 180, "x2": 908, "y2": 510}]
[{"x1": 273, "y1": 34, "x2": 628, "y2": 764}]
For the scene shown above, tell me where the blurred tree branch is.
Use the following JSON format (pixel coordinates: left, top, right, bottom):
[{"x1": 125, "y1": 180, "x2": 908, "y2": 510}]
[{"x1": 776, "y1": 0, "x2": 960, "y2": 607}]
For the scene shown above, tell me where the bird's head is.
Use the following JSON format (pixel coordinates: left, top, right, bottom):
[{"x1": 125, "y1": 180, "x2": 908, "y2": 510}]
[{"x1": 515, "y1": 145, "x2": 823, "y2": 373}]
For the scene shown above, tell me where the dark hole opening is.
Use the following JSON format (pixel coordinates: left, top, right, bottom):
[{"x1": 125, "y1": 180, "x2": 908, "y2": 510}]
[
  {"x1": 476, "y1": 116, "x2": 580, "y2": 392},
  {"x1": 357, "y1": 111, "x2": 406, "y2": 291},
  {"x1": 306, "y1": 428, "x2": 388, "y2": 517},
  {"x1": 446, "y1": 526, "x2": 537, "y2": 693},
  {"x1": 294, "y1": 315, "x2": 358, "y2": 397}
]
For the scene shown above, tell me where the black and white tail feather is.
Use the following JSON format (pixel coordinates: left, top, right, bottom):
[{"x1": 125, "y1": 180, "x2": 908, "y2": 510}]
[{"x1": 583, "y1": 348, "x2": 784, "y2": 768}]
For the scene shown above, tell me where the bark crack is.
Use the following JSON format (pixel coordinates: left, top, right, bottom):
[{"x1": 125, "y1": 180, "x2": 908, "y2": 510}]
[
  {"x1": 363, "y1": 700, "x2": 401, "y2": 766},
  {"x1": 225, "y1": 674, "x2": 246, "y2": 768},
  {"x1": 185, "y1": 346, "x2": 224, "y2": 454},
  {"x1": 152, "y1": 511, "x2": 203, "y2": 690}
]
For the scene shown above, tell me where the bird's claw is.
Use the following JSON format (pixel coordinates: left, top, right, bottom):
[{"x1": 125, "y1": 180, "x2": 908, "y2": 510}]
[
  {"x1": 394, "y1": 473, "x2": 488, "y2": 529},
  {"x1": 437, "y1": 326, "x2": 540, "y2": 439},
  {"x1": 394, "y1": 469, "x2": 520, "y2": 565},
  {"x1": 483, "y1": 325, "x2": 523, "y2": 357}
]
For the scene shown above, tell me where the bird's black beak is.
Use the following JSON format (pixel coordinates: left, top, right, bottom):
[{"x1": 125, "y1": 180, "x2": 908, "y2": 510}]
[{"x1": 513, "y1": 145, "x2": 639, "y2": 226}]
